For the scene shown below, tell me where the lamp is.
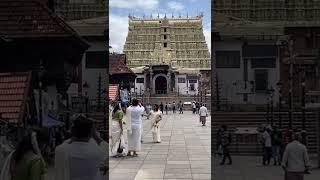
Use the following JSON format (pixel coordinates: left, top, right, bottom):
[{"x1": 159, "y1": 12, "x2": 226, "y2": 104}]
[{"x1": 83, "y1": 82, "x2": 89, "y2": 116}]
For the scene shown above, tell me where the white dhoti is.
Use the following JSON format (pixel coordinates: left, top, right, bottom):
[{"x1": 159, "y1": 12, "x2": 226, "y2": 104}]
[
  {"x1": 127, "y1": 127, "x2": 141, "y2": 151},
  {"x1": 109, "y1": 121, "x2": 122, "y2": 156},
  {"x1": 152, "y1": 125, "x2": 161, "y2": 142}
]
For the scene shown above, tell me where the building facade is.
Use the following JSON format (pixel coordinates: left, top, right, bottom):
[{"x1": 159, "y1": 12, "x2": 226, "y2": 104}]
[
  {"x1": 123, "y1": 15, "x2": 211, "y2": 96},
  {"x1": 213, "y1": 0, "x2": 320, "y2": 22},
  {"x1": 55, "y1": 0, "x2": 107, "y2": 21},
  {"x1": 213, "y1": 14, "x2": 283, "y2": 108}
]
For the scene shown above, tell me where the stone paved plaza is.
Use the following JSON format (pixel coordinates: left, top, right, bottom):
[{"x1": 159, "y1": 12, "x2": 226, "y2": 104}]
[
  {"x1": 109, "y1": 111, "x2": 211, "y2": 180},
  {"x1": 214, "y1": 156, "x2": 320, "y2": 180}
]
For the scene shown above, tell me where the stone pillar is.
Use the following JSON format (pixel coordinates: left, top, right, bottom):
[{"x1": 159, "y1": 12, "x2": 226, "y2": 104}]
[
  {"x1": 150, "y1": 71, "x2": 153, "y2": 95},
  {"x1": 167, "y1": 72, "x2": 171, "y2": 93}
]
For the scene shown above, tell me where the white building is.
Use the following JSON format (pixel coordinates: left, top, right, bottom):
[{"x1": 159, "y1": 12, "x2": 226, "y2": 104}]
[
  {"x1": 67, "y1": 17, "x2": 108, "y2": 101},
  {"x1": 131, "y1": 65, "x2": 203, "y2": 96},
  {"x1": 213, "y1": 16, "x2": 283, "y2": 106}
]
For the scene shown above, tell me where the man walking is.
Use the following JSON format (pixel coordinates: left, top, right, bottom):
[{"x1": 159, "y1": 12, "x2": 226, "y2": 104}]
[
  {"x1": 192, "y1": 102, "x2": 196, "y2": 114},
  {"x1": 262, "y1": 127, "x2": 272, "y2": 165},
  {"x1": 282, "y1": 132, "x2": 310, "y2": 180},
  {"x1": 178, "y1": 101, "x2": 183, "y2": 114},
  {"x1": 271, "y1": 126, "x2": 282, "y2": 165},
  {"x1": 165, "y1": 102, "x2": 168, "y2": 115},
  {"x1": 199, "y1": 104, "x2": 208, "y2": 126},
  {"x1": 159, "y1": 102, "x2": 164, "y2": 114},
  {"x1": 220, "y1": 125, "x2": 232, "y2": 165},
  {"x1": 172, "y1": 102, "x2": 176, "y2": 114}
]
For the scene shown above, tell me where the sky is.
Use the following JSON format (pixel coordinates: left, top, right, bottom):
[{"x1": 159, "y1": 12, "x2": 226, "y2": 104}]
[{"x1": 109, "y1": 0, "x2": 211, "y2": 53}]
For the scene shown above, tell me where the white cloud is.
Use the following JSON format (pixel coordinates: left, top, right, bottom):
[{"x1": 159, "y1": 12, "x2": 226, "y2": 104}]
[
  {"x1": 167, "y1": 1, "x2": 185, "y2": 11},
  {"x1": 109, "y1": 14, "x2": 128, "y2": 53},
  {"x1": 203, "y1": 24, "x2": 211, "y2": 53},
  {"x1": 110, "y1": 0, "x2": 159, "y2": 9}
]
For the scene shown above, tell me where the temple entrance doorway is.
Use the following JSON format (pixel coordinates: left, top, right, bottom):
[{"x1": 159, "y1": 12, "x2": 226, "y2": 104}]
[{"x1": 154, "y1": 75, "x2": 167, "y2": 94}]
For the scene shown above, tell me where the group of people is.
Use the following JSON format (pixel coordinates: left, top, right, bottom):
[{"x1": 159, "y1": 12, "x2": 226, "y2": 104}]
[
  {"x1": 259, "y1": 126, "x2": 310, "y2": 180},
  {"x1": 160, "y1": 101, "x2": 184, "y2": 114},
  {"x1": 215, "y1": 124, "x2": 311, "y2": 180},
  {"x1": 1, "y1": 114, "x2": 108, "y2": 180},
  {"x1": 192, "y1": 101, "x2": 202, "y2": 114},
  {"x1": 110, "y1": 99, "x2": 163, "y2": 158}
]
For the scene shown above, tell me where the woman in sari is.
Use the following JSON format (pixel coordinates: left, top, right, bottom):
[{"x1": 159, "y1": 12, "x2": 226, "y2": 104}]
[
  {"x1": 1, "y1": 132, "x2": 45, "y2": 180},
  {"x1": 110, "y1": 103, "x2": 125, "y2": 157},
  {"x1": 150, "y1": 104, "x2": 162, "y2": 143}
]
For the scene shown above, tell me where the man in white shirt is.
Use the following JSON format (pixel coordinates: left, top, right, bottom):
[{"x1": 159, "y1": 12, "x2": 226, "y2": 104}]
[
  {"x1": 55, "y1": 115, "x2": 107, "y2": 180},
  {"x1": 262, "y1": 127, "x2": 272, "y2": 165},
  {"x1": 127, "y1": 99, "x2": 145, "y2": 156},
  {"x1": 282, "y1": 132, "x2": 310, "y2": 180},
  {"x1": 199, "y1": 104, "x2": 208, "y2": 126}
]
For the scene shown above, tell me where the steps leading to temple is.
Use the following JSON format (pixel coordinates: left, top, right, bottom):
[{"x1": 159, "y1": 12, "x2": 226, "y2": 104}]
[{"x1": 213, "y1": 112, "x2": 319, "y2": 155}]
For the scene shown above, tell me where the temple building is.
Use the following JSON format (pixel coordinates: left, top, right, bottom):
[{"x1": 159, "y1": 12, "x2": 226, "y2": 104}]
[
  {"x1": 213, "y1": 0, "x2": 320, "y2": 22},
  {"x1": 55, "y1": 0, "x2": 107, "y2": 21},
  {"x1": 123, "y1": 14, "x2": 211, "y2": 96}
]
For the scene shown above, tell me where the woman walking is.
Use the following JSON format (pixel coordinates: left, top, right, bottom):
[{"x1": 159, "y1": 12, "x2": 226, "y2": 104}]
[
  {"x1": 150, "y1": 104, "x2": 162, "y2": 143},
  {"x1": 1, "y1": 132, "x2": 45, "y2": 180},
  {"x1": 110, "y1": 103, "x2": 125, "y2": 157},
  {"x1": 127, "y1": 99, "x2": 145, "y2": 156}
]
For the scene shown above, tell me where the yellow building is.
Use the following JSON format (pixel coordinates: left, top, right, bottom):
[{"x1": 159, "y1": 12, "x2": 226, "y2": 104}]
[{"x1": 123, "y1": 14, "x2": 211, "y2": 96}]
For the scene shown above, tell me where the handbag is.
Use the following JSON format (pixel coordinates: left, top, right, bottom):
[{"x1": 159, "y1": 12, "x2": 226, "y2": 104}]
[
  {"x1": 117, "y1": 139, "x2": 124, "y2": 154},
  {"x1": 151, "y1": 125, "x2": 157, "y2": 133}
]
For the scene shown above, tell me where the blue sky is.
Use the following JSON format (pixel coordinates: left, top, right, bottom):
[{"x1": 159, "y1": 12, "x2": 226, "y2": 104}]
[{"x1": 109, "y1": 0, "x2": 211, "y2": 53}]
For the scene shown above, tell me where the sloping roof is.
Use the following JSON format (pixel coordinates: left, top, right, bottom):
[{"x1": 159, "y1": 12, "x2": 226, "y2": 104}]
[
  {"x1": 0, "y1": 72, "x2": 31, "y2": 125},
  {"x1": 213, "y1": 12, "x2": 283, "y2": 39},
  {"x1": 0, "y1": 0, "x2": 86, "y2": 39},
  {"x1": 68, "y1": 16, "x2": 107, "y2": 36},
  {"x1": 109, "y1": 54, "x2": 135, "y2": 75}
]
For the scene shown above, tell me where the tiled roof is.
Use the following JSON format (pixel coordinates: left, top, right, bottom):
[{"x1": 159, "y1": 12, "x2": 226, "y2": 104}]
[
  {"x1": 109, "y1": 54, "x2": 135, "y2": 75},
  {"x1": 68, "y1": 16, "x2": 107, "y2": 36},
  {"x1": 0, "y1": 0, "x2": 81, "y2": 38},
  {"x1": 0, "y1": 72, "x2": 31, "y2": 125},
  {"x1": 109, "y1": 84, "x2": 119, "y2": 101}
]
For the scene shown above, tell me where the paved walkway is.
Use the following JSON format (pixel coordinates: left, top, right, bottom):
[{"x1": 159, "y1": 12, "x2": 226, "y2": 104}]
[
  {"x1": 213, "y1": 156, "x2": 320, "y2": 180},
  {"x1": 109, "y1": 111, "x2": 211, "y2": 180}
]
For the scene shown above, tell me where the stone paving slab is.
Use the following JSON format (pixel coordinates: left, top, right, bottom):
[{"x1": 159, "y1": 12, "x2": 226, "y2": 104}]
[{"x1": 109, "y1": 111, "x2": 211, "y2": 180}]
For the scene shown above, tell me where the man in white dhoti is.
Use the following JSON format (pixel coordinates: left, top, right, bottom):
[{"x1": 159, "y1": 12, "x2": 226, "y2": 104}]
[
  {"x1": 150, "y1": 104, "x2": 162, "y2": 143},
  {"x1": 54, "y1": 115, "x2": 107, "y2": 180},
  {"x1": 126, "y1": 99, "x2": 145, "y2": 157}
]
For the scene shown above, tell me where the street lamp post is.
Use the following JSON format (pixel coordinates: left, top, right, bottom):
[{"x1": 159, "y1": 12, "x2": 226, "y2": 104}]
[
  {"x1": 302, "y1": 81, "x2": 306, "y2": 130},
  {"x1": 289, "y1": 38, "x2": 294, "y2": 130},
  {"x1": 270, "y1": 87, "x2": 275, "y2": 126},
  {"x1": 38, "y1": 60, "x2": 44, "y2": 128},
  {"x1": 135, "y1": 87, "x2": 138, "y2": 99},
  {"x1": 204, "y1": 88, "x2": 207, "y2": 105},
  {"x1": 83, "y1": 82, "x2": 89, "y2": 117},
  {"x1": 267, "y1": 97, "x2": 270, "y2": 124},
  {"x1": 277, "y1": 81, "x2": 283, "y2": 129}
]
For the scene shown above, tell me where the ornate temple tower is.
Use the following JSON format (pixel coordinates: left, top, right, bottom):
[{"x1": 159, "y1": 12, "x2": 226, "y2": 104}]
[
  {"x1": 123, "y1": 14, "x2": 211, "y2": 69},
  {"x1": 123, "y1": 14, "x2": 211, "y2": 96}
]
